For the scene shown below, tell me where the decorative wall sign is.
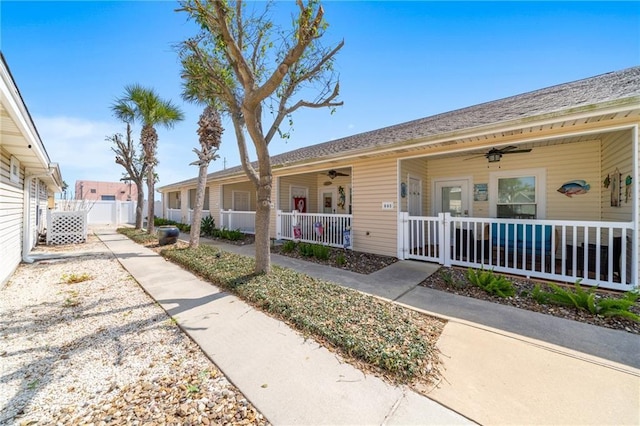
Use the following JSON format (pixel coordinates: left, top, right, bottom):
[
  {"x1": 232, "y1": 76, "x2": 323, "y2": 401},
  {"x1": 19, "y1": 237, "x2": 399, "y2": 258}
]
[
  {"x1": 611, "y1": 169, "x2": 620, "y2": 207},
  {"x1": 473, "y1": 183, "x2": 488, "y2": 201},
  {"x1": 557, "y1": 180, "x2": 590, "y2": 198},
  {"x1": 400, "y1": 182, "x2": 407, "y2": 198},
  {"x1": 337, "y1": 186, "x2": 346, "y2": 209},
  {"x1": 625, "y1": 175, "x2": 632, "y2": 203}
]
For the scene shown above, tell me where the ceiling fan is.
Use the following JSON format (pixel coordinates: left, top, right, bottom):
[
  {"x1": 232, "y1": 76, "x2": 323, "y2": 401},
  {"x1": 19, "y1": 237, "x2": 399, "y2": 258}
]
[
  {"x1": 325, "y1": 169, "x2": 350, "y2": 179},
  {"x1": 322, "y1": 169, "x2": 349, "y2": 185},
  {"x1": 465, "y1": 146, "x2": 532, "y2": 163}
]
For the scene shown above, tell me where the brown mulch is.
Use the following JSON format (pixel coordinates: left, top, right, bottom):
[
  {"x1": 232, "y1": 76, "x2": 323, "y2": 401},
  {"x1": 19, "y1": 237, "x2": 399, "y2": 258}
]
[{"x1": 419, "y1": 267, "x2": 640, "y2": 334}]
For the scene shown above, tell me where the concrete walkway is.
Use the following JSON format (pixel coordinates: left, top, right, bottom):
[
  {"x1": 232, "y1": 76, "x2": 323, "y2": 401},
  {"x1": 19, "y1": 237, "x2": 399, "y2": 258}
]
[{"x1": 96, "y1": 229, "x2": 640, "y2": 425}]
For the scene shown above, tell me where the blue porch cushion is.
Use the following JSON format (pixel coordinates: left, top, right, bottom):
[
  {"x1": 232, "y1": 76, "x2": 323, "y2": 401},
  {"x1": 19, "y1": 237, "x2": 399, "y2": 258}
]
[{"x1": 490, "y1": 223, "x2": 553, "y2": 256}]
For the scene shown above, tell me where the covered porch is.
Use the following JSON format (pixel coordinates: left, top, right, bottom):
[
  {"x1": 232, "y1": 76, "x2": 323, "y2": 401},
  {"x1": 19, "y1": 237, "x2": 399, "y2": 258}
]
[{"x1": 397, "y1": 125, "x2": 638, "y2": 291}]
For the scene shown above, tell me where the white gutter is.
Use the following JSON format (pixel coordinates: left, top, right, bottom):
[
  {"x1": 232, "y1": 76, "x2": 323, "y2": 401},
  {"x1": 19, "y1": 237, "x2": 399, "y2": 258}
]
[{"x1": 22, "y1": 168, "x2": 54, "y2": 263}]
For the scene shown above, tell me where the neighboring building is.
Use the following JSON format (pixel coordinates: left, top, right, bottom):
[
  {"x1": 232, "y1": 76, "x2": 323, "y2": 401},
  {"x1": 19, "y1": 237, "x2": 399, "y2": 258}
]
[
  {"x1": 74, "y1": 180, "x2": 137, "y2": 201},
  {"x1": 159, "y1": 67, "x2": 640, "y2": 291},
  {"x1": 0, "y1": 52, "x2": 63, "y2": 285}
]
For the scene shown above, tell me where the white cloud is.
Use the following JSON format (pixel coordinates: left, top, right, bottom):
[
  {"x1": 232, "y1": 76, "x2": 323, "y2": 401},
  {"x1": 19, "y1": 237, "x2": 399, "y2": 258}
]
[{"x1": 34, "y1": 115, "x2": 128, "y2": 187}]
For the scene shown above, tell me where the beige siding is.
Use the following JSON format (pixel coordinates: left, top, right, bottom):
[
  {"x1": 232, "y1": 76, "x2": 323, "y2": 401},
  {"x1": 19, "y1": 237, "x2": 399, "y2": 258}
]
[
  {"x1": 601, "y1": 129, "x2": 633, "y2": 221},
  {"x1": 222, "y1": 181, "x2": 256, "y2": 210},
  {"x1": 399, "y1": 157, "x2": 428, "y2": 215},
  {"x1": 0, "y1": 147, "x2": 23, "y2": 285},
  {"x1": 278, "y1": 173, "x2": 319, "y2": 212},
  {"x1": 425, "y1": 140, "x2": 602, "y2": 220},
  {"x1": 352, "y1": 157, "x2": 398, "y2": 257}
]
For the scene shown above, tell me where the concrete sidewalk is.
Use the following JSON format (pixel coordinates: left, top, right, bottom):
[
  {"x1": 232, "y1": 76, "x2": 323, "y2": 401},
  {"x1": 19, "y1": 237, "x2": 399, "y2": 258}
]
[{"x1": 97, "y1": 229, "x2": 640, "y2": 425}]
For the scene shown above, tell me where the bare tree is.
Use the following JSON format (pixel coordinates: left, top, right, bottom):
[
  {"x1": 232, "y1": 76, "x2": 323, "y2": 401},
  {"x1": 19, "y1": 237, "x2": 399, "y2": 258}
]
[
  {"x1": 108, "y1": 123, "x2": 147, "y2": 229},
  {"x1": 189, "y1": 105, "x2": 224, "y2": 248},
  {"x1": 178, "y1": 0, "x2": 343, "y2": 273}
]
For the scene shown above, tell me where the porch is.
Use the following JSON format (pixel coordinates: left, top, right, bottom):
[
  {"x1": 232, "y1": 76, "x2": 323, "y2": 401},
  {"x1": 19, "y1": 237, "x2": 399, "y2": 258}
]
[{"x1": 400, "y1": 213, "x2": 635, "y2": 291}]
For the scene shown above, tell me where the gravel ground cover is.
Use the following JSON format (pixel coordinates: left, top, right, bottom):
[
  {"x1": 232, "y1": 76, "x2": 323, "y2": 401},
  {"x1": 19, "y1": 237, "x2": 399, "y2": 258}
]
[{"x1": 0, "y1": 233, "x2": 268, "y2": 425}]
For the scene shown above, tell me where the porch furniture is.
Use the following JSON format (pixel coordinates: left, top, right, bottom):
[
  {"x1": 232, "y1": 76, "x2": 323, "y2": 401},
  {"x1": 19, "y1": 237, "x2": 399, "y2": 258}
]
[
  {"x1": 565, "y1": 237, "x2": 622, "y2": 280},
  {"x1": 489, "y1": 223, "x2": 555, "y2": 257}
]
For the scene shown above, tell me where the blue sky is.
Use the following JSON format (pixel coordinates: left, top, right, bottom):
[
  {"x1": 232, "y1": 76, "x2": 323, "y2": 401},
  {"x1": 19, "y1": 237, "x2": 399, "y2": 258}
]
[{"x1": 2, "y1": 1, "x2": 639, "y2": 194}]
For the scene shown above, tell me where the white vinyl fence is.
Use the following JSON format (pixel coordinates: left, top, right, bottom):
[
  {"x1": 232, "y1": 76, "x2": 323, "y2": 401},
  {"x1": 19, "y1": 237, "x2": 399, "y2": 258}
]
[{"x1": 55, "y1": 200, "x2": 161, "y2": 226}]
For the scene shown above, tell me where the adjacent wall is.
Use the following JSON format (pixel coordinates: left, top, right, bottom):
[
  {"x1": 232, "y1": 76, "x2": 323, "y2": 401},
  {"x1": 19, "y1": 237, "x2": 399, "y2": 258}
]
[{"x1": 0, "y1": 147, "x2": 23, "y2": 285}]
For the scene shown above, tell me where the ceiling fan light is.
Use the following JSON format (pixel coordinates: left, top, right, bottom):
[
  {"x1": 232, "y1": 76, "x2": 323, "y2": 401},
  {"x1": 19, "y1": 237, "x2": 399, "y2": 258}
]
[{"x1": 487, "y1": 152, "x2": 502, "y2": 163}]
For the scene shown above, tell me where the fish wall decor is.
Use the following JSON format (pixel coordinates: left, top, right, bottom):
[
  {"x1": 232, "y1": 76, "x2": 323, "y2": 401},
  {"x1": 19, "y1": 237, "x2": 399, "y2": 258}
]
[{"x1": 557, "y1": 180, "x2": 590, "y2": 197}]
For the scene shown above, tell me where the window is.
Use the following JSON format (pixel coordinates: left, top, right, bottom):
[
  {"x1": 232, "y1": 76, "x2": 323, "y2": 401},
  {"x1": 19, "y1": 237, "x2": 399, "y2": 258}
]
[
  {"x1": 489, "y1": 169, "x2": 546, "y2": 219},
  {"x1": 188, "y1": 188, "x2": 210, "y2": 210},
  {"x1": 90, "y1": 189, "x2": 97, "y2": 193},
  {"x1": 232, "y1": 191, "x2": 250, "y2": 211},
  {"x1": 10, "y1": 156, "x2": 20, "y2": 183},
  {"x1": 101, "y1": 195, "x2": 116, "y2": 201}
]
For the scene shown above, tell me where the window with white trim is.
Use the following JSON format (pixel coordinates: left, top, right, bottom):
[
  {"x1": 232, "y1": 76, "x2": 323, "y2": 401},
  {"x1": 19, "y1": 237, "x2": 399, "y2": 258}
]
[
  {"x1": 10, "y1": 156, "x2": 20, "y2": 183},
  {"x1": 489, "y1": 168, "x2": 546, "y2": 219},
  {"x1": 232, "y1": 191, "x2": 250, "y2": 211}
]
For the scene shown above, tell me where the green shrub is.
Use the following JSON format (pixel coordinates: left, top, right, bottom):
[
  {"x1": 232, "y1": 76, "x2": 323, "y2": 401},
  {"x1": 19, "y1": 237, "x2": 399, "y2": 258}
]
[
  {"x1": 220, "y1": 228, "x2": 243, "y2": 241},
  {"x1": 336, "y1": 253, "x2": 346, "y2": 266},
  {"x1": 532, "y1": 282, "x2": 639, "y2": 322},
  {"x1": 281, "y1": 240, "x2": 297, "y2": 253},
  {"x1": 201, "y1": 215, "x2": 216, "y2": 237},
  {"x1": 312, "y1": 244, "x2": 330, "y2": 260},
  {"x1": 299, "y1": 243, "x2": 315, "y2": 257},
  {"x1": 466, "y1": 268, "x2": 515, "y2": 298}
]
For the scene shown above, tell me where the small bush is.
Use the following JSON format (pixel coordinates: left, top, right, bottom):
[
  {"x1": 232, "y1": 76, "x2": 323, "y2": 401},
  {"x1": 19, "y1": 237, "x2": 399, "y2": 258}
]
[
  {"x1": 336, "y1": 253, "x2": 346, "y2": 266},
  {"x1": 299, "y1": 243, "x2": 315, "y2": 257},
  {"x1": 200, "y1": 216, "x2": 216, "y2": 237},
  {"x1": 533, "y1": 282, "x2": 639, "y2": 322},
  {"x1": 312, "y1": 244, "x2": 330, "y2": 260},
  {"x1": 281, "y1": 240, "x2": 297, "y2": 253},
  {"x1": 466, "y1": 268, "x2": 515, "y2": 298}
]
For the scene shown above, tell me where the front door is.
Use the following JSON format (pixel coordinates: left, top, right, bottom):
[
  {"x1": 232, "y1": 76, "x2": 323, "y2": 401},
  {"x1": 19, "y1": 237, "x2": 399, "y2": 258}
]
[
  {"x1": 434, "y1": 179, "x2": 470, "y2": 217},
  {"x1": 408, "y1": 177, "x2": 422, "y2": 216},
  {"x1": 321, "y1": 189, "x2": 336, "y2": 214}
]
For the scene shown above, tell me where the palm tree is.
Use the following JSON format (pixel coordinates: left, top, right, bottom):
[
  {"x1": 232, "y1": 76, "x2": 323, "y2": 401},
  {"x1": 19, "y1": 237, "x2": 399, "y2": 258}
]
[
  {"x1": 189, "y1": 105, "x2": 223, "y2": 248},
  {"x1": 112, "y1": 84, "x2": 184, "y2": 234}
]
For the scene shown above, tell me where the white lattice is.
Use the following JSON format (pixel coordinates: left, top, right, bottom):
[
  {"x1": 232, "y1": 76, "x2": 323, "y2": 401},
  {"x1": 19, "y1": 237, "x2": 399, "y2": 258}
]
[{"x1": 46, "y1": 210, "x2": 88, "y2": 245}]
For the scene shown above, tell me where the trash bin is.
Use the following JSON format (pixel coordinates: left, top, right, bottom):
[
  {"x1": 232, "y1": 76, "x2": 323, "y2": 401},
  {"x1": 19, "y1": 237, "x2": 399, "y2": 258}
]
[{"x1": 157, "y1": 225, "x2": 179, "y2": 246}]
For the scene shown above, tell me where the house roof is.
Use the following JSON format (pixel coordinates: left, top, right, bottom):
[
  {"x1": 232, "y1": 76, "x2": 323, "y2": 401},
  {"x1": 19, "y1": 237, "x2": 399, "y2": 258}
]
[
  {"x1": 159, "y1": 66, "x2": 640, "y2": 191},
  {"x1": 0, "y1": 52, "x2": 63, "y2": 192}
]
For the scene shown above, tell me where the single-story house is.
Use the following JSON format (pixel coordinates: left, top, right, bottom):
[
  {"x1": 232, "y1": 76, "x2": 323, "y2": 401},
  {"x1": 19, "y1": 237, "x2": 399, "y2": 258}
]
[
  {"x1": 159, "y1": 67, "x2": 639, "y2": 291},
  {"x1": 0, "y1": 52, "x2": 63, "y2": 285}
]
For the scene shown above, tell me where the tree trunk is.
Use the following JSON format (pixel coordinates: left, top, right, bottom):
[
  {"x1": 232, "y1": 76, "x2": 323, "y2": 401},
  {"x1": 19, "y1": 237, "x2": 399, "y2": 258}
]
[
  {"x1": 147, "y1": 165, "x2": 155, "y2": 234},
  {"x1": 189, "y1": 163, "x2": 209, "y2": 248},
  {"x1": 135, "y1": 180, "x2": 144, "y2": 229},
  {"x1": 254, "y1": 174, "x2": 272, "y2": 274}
]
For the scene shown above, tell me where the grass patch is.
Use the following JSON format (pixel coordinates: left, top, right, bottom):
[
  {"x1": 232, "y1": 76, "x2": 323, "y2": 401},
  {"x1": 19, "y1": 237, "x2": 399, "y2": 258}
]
[
  {"x1": 118, "y1": 227, "x2": 158, "y2": 245},
  {"x1": 61, "y1": 272, "x2": 92, "y2": 284},
  {"x1": 116, "y1": 228, "x2": 444, "y2": 384}
]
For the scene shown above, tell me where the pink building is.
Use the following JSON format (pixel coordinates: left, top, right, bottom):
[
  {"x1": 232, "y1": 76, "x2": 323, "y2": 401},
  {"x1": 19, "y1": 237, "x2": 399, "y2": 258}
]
[{"x1": 74, "y1": 180, "x2": 138, "y2": 201}]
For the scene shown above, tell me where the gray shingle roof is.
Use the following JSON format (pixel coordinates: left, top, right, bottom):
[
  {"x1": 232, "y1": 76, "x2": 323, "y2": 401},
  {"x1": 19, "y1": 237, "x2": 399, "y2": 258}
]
[{"x1": 162, "y1": 66, "x2": 640, "y2": 189}]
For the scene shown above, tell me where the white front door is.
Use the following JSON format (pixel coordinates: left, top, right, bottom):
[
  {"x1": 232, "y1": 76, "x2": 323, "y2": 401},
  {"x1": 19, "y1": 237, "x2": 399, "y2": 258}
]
[
  {"x1": 321, "y1": 188, "x2": 337, "y2": 214},
  {"x1": 408, "y1": 176, "x2": 422, "y2": 216},
  {"x1": 434, "y1": 178, "x2": 471, "y2": 217}
]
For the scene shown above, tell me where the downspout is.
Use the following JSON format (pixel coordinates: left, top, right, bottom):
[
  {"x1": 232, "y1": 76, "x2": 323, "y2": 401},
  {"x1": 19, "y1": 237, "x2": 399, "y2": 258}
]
[
  {"x1": 22, "y1": 168, "x2": 54, "y2": 263},
  {"x1": 632, "y1": 125, "x2": 639, "y2": 289}
]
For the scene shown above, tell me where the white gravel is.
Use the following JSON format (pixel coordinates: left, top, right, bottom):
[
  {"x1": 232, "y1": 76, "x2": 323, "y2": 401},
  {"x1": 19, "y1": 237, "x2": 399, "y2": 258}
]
[{"x1": 0, "y1": 232, "x2": 268, "y2": 425}]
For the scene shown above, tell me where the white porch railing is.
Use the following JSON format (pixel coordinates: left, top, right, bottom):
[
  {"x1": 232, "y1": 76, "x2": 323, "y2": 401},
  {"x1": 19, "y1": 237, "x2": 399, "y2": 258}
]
[
  {"x1": 277, "y1": 210, "x2": 353, "y2": 249},
  {"x1": 167, "y1": 208, "x2": 181, "y2": 223},
  {"x1": 400, "y1": 212, "x2": 636, "y2": 291},
  {"x1": 187, "y1": 209, "x2": 211, "y2": 225},
  {"x1": 220, "y1": 210, "x2": 256, "y2": 234}
]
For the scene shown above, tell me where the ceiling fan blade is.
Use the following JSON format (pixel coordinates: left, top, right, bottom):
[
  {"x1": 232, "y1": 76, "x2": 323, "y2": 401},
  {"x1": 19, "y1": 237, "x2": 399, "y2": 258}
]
[
  {"x1": 502, "y1": 149, "x2": 532, "y2": 154},
  {"x1": 497, "y1": 145, "x2": 519, "y2": 153},
  {"x1": 464, "y1": 154, "x2": 487, "y2": 161}
]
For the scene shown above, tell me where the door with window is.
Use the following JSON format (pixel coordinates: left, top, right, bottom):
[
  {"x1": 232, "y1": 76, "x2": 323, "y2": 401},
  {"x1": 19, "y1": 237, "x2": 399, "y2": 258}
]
[
  {"x1": 434, "y1": 179, "x2": 470, "y2": 217},
  {"x1": 321, "y1": 189, "x2": 336, "y2": 214}
]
